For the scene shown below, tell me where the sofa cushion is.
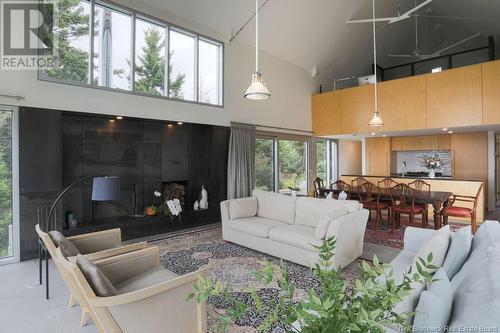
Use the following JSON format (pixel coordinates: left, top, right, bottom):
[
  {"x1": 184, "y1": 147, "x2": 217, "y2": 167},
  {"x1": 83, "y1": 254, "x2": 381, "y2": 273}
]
[
  {"x1": 442, "y1": 226, "x2": 472, "y2": 280},
  {"x1": 49, "y1": 231, "x2": 81, "y2": 258},
  {"x1": 448, "y1": 245, "x2": 500, "y2": 330},
  {"x1": 115, "y1": 267, "x2": 178, "y2": 294},
  {"x1": 229, "y1": 197, "x2": 258, "y2": 220},
  {"x1": 471, "y1": 220, "x2": 500, "y2": 251},
  {"x1": 76, "y1": 254, "x2": 118, "y2": 297},
  {"x1": 413, "y1": 225, "x2": 451, "y2": 274},
  {"x1": 314, "y1": 208, "x2": 350, "y2": 240},
  {"x1": 413, "y1": 268, "x2": 453, "y2": 332},
  {"x1": 228, "y1": 217, "x2": 288, "y2": 238},
  {"x1": 268, "y1": 225, "x2": 323, "y2": 252},
  {"x1": 252, "y1": 190, "x2": 296, "y2": 224},
  {"x1": 295, "y1": 197, "x2": 350, "y2": 228}
]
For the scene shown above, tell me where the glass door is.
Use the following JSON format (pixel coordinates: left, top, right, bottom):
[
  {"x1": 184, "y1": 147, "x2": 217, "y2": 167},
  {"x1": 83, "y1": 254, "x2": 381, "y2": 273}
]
[
  {"x1": 0, "y1": 106, "x2": 19, "y2": 265},
  {"x1": 279, "y1": 140, "x2": 308, "y2": 195}
]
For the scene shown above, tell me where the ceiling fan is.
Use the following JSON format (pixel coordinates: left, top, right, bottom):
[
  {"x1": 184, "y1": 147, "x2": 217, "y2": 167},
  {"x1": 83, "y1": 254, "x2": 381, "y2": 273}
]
[
  {"x1": 347, "y1": 0, "x2": 433, "y2": 24},
  {"x1": 388, "y1": 9, "x2": 481, "y2": 59}
]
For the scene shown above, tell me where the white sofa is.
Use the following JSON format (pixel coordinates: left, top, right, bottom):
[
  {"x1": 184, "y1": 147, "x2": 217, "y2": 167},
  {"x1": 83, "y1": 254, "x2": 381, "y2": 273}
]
[
  {"x1": 220, "y1": 190, "x2": 369, "y2": 268},
  {"x1": 385, "y1": 220, "x2": 500, "y2": 332}
]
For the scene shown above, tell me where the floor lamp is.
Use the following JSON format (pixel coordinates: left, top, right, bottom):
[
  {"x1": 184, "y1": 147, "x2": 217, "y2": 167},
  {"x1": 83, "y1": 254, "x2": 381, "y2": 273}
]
[{"x1": 39, "y1": 176, "x2": 120, "y2": 299}]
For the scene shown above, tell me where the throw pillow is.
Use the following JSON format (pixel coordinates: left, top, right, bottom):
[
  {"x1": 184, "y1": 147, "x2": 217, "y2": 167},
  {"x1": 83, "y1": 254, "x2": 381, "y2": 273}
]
[
  {"x1": 229, "y1": 197, "x2": 258, "y2": 220},
  {"x1": 413, "y1": 268, "x2": 453, "y2": 332},
  {"x1": 413, "y1": 225, "x2": 451, "y2": 274},
  {"x1": 442, "y1": 226, "x2": 472, "y2": 279},
  {"x1": 472, "y1": 220, "x2": 500, "y2": 251},
  {"x1": 48, "y1": 231, "x2": 81, "y2": 258},
  {"x1": 76, "y1": 254, "x2": 118, "y2": 297},
  {"x1": 315, "y1": 208, "x2": 349, "y2": 240}
]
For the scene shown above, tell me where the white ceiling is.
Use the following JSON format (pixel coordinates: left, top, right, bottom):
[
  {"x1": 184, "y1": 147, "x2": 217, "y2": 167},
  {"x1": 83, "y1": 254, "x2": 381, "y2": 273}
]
[{"x1": 137, "y1": 0, "x2": 499, "y2": 85}]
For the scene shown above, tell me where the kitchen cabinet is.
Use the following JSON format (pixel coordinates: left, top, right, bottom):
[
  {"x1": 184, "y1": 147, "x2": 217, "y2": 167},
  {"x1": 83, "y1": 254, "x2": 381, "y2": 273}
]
[
  {"x1": 482, "y1": 60, "x2": 500, "y2": 125},
  {"x1": 451, "y1": 132, "x2": 488, "y2": 180},
  {"x1": 391, "y1": 137, "x2": 402, "y2": 151},
  {"x1": 378, "y1": 76, "x2": 427, "y2": 131},
  {"x1": 340, "y1": 85, "x2": 374, "y2": 134},
  {"x1": 419, "y1": 135, "x2": 439, "y2": 150},
  {"x1": 366, "y1": 137, "x2": 391, "y2": 175},
  {"x1": 438, "y1": 135, "x2": 451, "y2": 150},
  {"x1": 312, "y1": 91, "x2": 341, "y2": 136},
  {"x1": 426, "y1": 64, "x2": 483, "y2": 129},
  {"x1": 402, "y1": 136, "x2": 420, "y2": 151}
]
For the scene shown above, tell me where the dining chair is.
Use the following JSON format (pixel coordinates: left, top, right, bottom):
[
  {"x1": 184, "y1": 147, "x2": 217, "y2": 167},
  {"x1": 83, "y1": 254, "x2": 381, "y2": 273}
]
[
  {"x1": 359, "y1": 182, "x2": 390, "y2": 231},
  {"x1": 329, "y1": 180, "x2": 351, "y2": 199},
  {"x1": 377, "y1": 177, "x2": 399, "y2": 189},
  {"x1": 443, "y1": 183, "x2": 484, "y2": 233},
  {"x1": 313, "y1": 177, "x2": 325, "y2": 198},
  {"x1": 390, "y1": 183, "x2": 428, "y2": 232},
  {"x1": 409, "y1": 179, "x2": 431, "y2": 227},
  {"x1": 350, "y1": 177, "x2": 367, "y2": 201}
]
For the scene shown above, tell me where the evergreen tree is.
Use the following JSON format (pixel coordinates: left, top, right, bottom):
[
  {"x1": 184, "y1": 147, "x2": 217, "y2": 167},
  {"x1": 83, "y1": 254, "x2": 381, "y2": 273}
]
[
  {"x1": 135, "y1": 26, "x2": 185, "y2": 97},
  {"x1": 45, "y1": 0, "x2": 90, "y2": 83}
]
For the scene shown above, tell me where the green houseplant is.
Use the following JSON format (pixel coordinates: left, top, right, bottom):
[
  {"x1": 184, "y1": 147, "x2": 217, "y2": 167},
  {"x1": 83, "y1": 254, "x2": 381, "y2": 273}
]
[{"x1": 188, "y1": 237, "x2": 437, "y2": 333}]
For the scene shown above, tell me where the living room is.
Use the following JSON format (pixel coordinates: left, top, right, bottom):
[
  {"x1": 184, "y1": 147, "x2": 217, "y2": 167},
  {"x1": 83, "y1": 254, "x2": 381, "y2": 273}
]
[{"x1": 0, "y1": 0, "x2": 499, "y2": 332}]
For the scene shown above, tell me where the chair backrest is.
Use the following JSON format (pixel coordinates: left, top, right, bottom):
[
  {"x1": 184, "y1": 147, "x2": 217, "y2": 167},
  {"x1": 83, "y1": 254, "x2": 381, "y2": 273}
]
[
  {"x1": 378, "y1": 177, "x2": 399, "y2": 189},
  {"x1": 390, "y1": 183, "x2": 416, "y2": 209},
  {"x1": 313, "y1": 177, "x2": 325, "y2": 197},
  {"x1": 359, "y1": 181, "x2": 379, "y2": 203},
  {"x1": 409, "y1": 179, "x2": 431, "y2": 192},
  {"x1": 351, "y1": 176, "x2": 367, "y2": 188},
  {"x1": 330, "y1": 180, "x2": 351, "y2": 199}
]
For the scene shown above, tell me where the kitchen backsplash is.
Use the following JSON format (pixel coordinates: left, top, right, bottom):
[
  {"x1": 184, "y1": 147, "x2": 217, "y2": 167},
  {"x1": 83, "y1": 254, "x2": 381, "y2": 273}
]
[{"x1": 396, "y1": 150, "x2": 452, "y2": 176}]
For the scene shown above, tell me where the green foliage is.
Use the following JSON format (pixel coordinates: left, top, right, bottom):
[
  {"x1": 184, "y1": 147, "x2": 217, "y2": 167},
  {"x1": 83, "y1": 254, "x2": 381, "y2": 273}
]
[
  {"x1": 279, "y1": 140, "x2": 307, "y2": 191},
  {"x1": 255, "y1": 139, "x2": 274, "y2": 191},
  {"x1": 0, "y1": 113, "x2": 12, "y2": 257},
  {"x1": 316, "y1": 139, "x2": 327, "y2": 181},
  {"x1": 188, "y1": 237, "x2": 437, "y2": 333},
  {"x1": 45, "y1": 0, "x2": 90, "y2": 83}
]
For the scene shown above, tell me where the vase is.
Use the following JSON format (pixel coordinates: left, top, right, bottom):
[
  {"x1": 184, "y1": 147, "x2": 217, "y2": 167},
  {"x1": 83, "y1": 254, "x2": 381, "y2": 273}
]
[{"x1": 428, "y1": 169, "x2": 436, "y2": 178}]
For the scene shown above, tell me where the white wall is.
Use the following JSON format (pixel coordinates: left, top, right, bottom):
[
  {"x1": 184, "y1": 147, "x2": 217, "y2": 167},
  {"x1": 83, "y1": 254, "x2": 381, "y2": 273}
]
[
  {"x1": 0, "y1": 0, "x2": 314, "y2": 131},
  {"x1": 338, "y1": 139, "x2": 362, "y2": 176}
]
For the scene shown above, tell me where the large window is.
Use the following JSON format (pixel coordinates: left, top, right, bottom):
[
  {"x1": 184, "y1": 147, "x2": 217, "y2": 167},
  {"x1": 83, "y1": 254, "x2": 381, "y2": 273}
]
[
  {"x1": 255, "y1": 138, "x2": 275, "y2": 191},
  {"x1": 316, "y1": 138, "x2": 338, "y2": 185},
  {"x1": 279, "y1": 140, "x2": 308, "y2": 194},
  {"x1": 40, "y1": 0, "x2": 224, "y2": 106}
]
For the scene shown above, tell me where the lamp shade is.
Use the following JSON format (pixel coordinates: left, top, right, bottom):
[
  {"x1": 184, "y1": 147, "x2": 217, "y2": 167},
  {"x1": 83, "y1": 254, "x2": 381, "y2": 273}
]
[
  {"x1": 91, "y1": 176, "x2": 120, "y2": 201},
  {"x1": 369, "y1": 111, "x2": 384, "y2": 127},
  {"x1": 244, "y1": 73, "x2": 270, "y2": 100}
]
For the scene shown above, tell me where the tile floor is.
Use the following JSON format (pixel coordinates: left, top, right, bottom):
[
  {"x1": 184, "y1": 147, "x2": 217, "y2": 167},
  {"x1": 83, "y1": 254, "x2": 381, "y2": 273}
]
[{"x1": 0, "y1": 242, "x2": 399, "y2": 333}]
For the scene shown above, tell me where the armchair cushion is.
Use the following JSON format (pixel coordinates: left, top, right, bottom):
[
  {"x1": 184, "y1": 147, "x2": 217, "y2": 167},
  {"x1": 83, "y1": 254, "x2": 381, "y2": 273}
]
[
  {"x1": 49, "y1": 231, "x2": 81, "y2": 258},
  {"x1": 229, "y1": 197, "x2": 258, "y2": 220},
  {"x1": 115, "y1": 267, "x2": 178, "y2": 294},
  {"x1": 445, "y1": 206, "x2": 472, "y2": 217},
  {"x1": 442, "y1": 226, "x2": 472, "y2": 279},
  {"x1": 77, "y1": 254, "x2": 118, "y2": 297}
]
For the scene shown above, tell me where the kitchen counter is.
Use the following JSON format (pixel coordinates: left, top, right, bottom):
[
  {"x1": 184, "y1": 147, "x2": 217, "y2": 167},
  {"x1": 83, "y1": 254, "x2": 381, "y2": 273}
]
[
  {"x1": 340, "y1": 175, "x2": 485, "y2": 223},
  {"x1": 341, "y1": 174, "x2": 484, "y2": 182}
]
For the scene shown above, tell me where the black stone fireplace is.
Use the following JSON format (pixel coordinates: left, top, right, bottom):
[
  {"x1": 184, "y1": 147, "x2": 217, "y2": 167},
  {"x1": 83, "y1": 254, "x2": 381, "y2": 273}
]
[{"x1": 18, "y1": 107, "x2": 230, "y2": 260}]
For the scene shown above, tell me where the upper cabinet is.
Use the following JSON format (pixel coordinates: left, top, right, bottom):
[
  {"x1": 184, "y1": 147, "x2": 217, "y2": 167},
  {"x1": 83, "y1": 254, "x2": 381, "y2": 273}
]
[
  {"x1": 391, "y1": 134, "x2": 451, "y2": 151},
  {"x1": 426, "y1": 64, "x2": 483, "y2": 129},
  {"x1": 340, "y1": 85, "x2": 374, "y2": 135},
  {"x1": 378, "y1": 76, "x2": 426, "y2": 131},
  {"x1": 482, "y1": 60, "x2": 500, "y2": 125},
  {"x1": 312, "y1": 91, "x2": 341, "y2": 136},
  {"x1": 366, "y1": 137, "x2": 391, "y2": 176}
]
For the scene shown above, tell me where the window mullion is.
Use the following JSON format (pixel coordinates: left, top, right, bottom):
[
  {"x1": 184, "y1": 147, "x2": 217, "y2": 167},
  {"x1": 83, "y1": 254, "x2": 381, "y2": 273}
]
[
  {"x1": 89, "y1": 0, "x2": 95, "y2": 85},
  {"x1": 195, "y1": 35, "x2": 199, "y2": 102},
  {"x1": 131, "y1": 12, "x2": 136, "y2": 92},
  {"x1": 165, "y1": 25, "x2": 170, "y2": 97}
]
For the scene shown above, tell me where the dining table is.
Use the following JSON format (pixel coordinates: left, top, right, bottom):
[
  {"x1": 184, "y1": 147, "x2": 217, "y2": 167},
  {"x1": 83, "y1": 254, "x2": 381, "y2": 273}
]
[{"x1": 319, "y1": 186, "x2": 453, "y2": 230}]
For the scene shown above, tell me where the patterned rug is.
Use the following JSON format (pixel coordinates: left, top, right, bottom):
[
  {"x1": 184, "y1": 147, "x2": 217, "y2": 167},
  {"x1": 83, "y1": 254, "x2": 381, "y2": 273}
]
[{"x1": 150, "y1": 227, "x2": 367, "y2": 333}]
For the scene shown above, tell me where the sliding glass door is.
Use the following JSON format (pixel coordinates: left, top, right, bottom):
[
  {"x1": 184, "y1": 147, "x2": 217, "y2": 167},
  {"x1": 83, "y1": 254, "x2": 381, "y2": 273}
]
[
  {"x1": 255, "y1": 138, "x2": 275, "y2": 191},
  {"x1": 0, "y1": 106, "x2": 19, "y2": 265},
  {"x1": 316, "y1": 138, "x2": 338, "y2": 186},
  {"x1": 279, "y1": 140, "x2": 308, "y2": 194}
]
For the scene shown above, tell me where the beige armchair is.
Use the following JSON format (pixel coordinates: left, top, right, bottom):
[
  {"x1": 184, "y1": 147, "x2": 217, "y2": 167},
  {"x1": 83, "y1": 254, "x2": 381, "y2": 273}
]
[
  {"x1": 35, "y1": 224, "x2": 148, "y2": 323},
  {"x1": 56, "y1": 246, "x2": 207, "y2": 333}
]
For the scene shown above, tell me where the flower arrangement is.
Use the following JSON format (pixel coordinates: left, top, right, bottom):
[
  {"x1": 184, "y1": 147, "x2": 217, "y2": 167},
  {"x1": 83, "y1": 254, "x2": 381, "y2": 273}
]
[
  {"x1": 145, "y1": 190, "x2": 182, "y2": 217},
  {"x1": 419, "y1": 152, "x2": 443, "y2": 170},
  {"x1": 188, "y1": 237, "x2": 437, "y2": 333}
]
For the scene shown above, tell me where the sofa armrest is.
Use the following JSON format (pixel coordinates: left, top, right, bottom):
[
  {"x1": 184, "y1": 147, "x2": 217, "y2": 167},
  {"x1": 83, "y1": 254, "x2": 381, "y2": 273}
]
[
  {"x1": 94, "y1": 247, "x2": 160, "y2": 285},
  {"x1": 68, "y1": 228, "x2": 122, "y2": 254},
  {"x1": 403, "y1": 227, "x2": 438, "y2": 252},
  {"x1": 77, "y1": 242, "x2": 148, "y2": 262},
  {"x1": 220, "y1": 200, "x2": 230, "y2": 224},
  {"x1": 88, "y1": 269, "x2": 207, "y2": 333}
]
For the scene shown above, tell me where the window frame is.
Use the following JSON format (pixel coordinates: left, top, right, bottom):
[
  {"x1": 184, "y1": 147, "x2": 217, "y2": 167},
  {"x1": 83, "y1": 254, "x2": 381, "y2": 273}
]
[
  {"x1": 315, "y1": 137, "x2": 338, "y2": 186},
  {"x1": 38, "y1": 0, "x2": 225, "y2": 108}
]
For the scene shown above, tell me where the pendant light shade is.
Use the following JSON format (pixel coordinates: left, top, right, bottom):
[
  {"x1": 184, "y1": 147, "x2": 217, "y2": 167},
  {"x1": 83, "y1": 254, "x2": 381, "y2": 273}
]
[
  {"x1": 369, "y1": 0, "x2": 383, "y2": 127},
  {"x1": 245, "y1": 0, "x2": 270, "y2": 100}
]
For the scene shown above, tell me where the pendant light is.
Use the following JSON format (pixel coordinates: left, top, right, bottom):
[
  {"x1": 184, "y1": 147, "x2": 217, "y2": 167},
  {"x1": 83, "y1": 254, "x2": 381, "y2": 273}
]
[
  {"x1": 369, "y1": 0, "x2": 384, "y2": 127},
  {"x1": 244, "y1": 0, "x2": 271, "y2": 100}
]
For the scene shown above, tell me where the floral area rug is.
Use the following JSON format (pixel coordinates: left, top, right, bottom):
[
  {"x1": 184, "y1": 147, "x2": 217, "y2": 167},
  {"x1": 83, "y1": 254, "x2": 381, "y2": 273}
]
[{"x1": 150, "y1": 227, "x2": 366, "y2": 333}]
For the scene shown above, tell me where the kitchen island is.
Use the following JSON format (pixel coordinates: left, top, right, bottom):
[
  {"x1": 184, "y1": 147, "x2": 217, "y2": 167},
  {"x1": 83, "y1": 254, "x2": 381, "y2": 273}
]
[{"x1": 340, "y1": 175, "x2": 485, "y2": 224}]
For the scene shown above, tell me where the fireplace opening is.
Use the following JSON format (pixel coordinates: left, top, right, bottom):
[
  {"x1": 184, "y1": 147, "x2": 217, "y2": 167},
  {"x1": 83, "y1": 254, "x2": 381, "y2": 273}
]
[{"x1": 161, "y1": 181, "x2": 188, "y2": 207}]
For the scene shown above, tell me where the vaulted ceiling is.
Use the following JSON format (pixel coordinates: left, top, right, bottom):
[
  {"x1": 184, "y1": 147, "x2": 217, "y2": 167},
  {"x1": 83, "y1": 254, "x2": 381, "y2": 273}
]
[{"x1": 139, "y1": 0, "x2": 499, "y2": 86}]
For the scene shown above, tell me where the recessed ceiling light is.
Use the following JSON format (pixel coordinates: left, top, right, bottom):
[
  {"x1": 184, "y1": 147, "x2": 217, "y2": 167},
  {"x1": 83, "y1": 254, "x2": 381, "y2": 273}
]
[
  {"x1": 177, "y1": 122, "x2": 183, "y2": 125},
  {"x1": 442, "y1": 128, "x2": 448, "y2": 131},
  {"x1": 382, "y1": 134, "x2": 387, "y2": 137},
  {"x1": 109, "y1": 119, "x2": 115, "y2": 122},
  {"x1": 167, "y1": 124, "x2": 173, "y2": 127},
  {"x1": 116, "y1": 116, "x2": 123, "y2": 120},
  {"x1": 371, "y1": 132, "x2": 376, "y2": 136},
  {"x1": 448, "y1": 131, "x2": 454, "y2": 134}
]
